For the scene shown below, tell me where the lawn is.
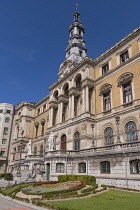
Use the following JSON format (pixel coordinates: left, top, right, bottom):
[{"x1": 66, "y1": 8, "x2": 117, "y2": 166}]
[{"x1": 45, "y1": 189, "x2": 140, "y2": 210}]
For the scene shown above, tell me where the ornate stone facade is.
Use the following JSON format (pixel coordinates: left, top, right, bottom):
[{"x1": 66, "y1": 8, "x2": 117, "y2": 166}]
[{"x1": 9, "y1": 10, "x2": 140, "y2": 188}]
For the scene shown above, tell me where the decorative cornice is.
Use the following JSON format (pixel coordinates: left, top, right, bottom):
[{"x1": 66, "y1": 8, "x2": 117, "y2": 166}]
[
  {"x1": 69, "y1": 87, "x2": 81, "y2": 96},
  {"x1": 58, "y1": 94, "x2": 69, "y2": 103},
  {"x1": 95, "y1": 27, "x2": 140, "y2": 65},
  {"x1": 16, "y1": 102, "x2": 36, "y2": 111},
  {"x1": 96, "y1": 52, "x2": 140, "y2": 83},
  {"x1": 82, "y1": 77, "x2": 95, "y2": 88},
  {"x1": 35, "y1": 95, "x2": 49, "y2": 108},
  {"x1": 117, "y1": 72, "x2": 134, "y2": 87}
]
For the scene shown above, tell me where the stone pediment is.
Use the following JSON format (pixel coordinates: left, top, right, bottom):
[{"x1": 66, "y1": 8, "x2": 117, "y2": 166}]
[
  {"x1": 58, "y1": 60, "x2": 75, "y2": 77},
  {"x1": 99, "y1": 83, "x2": 112, "y2": 95},
  {"x1": 117, "y1": 72, "x2": 134, "y2": 87}
]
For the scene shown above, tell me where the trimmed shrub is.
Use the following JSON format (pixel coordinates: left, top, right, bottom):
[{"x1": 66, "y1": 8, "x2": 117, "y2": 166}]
[{"x1": 58, "y1": 175, "x2": 96, "y2": 185}]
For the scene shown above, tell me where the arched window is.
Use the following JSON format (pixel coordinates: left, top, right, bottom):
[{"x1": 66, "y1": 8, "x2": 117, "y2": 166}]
[
  {"x1": 78, "y1": 162, "x2": 86, "y2": 173},
  {"x1": 34, "y1": 147, "x2": 37, "y2": 155},
  {"x1": 130, "y1": 160, "x2": 140, "y2": 174},
  {"x1": 100, "y1": 161, "x2": 110, "y2": 173},
  {"x1": 61, "y1": 134, "x2": 66, "y2": 150},
  {"x1": 54, "y1": 90, "x2": 58, "y2": 101},
  {"x1": 125, "y1": 121, "x2": 138, "y2": 142},
  {"x1": 56, "y1": 163, "x2": 65, "y2": 173},
  {"x1": 64, "y1": 84, "x2": 69, "y2": 96},
  {"x1": 74, "y1": 131, "x2": 80, "y2": 150},
  {"x1": 104, "y1": 127, "x2": 114, "y2": 145},
  {"x1": 76, "y1": 75, "x2": 82, "y2": 89},
  {"x1": 40, "y1": 145, "x2": 43, "y2": 155}
]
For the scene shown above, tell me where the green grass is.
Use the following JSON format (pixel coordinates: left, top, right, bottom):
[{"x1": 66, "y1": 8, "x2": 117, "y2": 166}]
[
  {"x1": 2, "y1": 183, "x2": 32, "y2": 195},
  {"x1": 45, "y1": 190, "x2": 140, "y2": 210}
]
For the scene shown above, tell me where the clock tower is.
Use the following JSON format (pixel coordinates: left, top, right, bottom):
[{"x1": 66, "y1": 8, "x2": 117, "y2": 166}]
[{"x1": 58, "y1": 7, "x2": 87, "y2": 77}]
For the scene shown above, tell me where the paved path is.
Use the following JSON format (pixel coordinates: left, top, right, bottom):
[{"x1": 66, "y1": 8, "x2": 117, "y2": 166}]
[
  {"x1": 0, "y1": 195, "x2": 47, "y2": 210},
  {"x1": 0, "y1": 195, "x2": 33, "y2": 210}
]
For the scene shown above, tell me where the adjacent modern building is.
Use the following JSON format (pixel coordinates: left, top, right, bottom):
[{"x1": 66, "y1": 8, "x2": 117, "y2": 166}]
[
  {"x1": 9, "y1": 9, "x2": 140, "y2": 189},
  {"x1": 0, "y1": 103, "x2": 14, "y2": 173}
]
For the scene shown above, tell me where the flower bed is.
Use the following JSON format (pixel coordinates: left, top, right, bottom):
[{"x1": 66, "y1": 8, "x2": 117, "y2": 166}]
[
  {"x1": 36, "y1": 181, "x2": 59, "y2": 186},
  {"x1": 22, "y1": 181, "x2": 84, "y2": 195}
]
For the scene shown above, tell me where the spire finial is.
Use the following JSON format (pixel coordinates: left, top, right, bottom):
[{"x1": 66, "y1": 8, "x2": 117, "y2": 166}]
[{"x1": 76, "y1": 2, "x2": 78, "y2": 11}]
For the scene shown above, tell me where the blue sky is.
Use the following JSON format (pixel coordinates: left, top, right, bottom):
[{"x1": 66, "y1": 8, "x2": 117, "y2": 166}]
[{"x1": 1, "y1": 0, "x2": 140, "y2": 106}]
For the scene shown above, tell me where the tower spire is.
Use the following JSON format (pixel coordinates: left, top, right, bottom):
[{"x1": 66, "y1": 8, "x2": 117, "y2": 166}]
[
  {"x1": 76, "y1": 2, "x2": 78, "y2": 11},
  {"x1": 65, "y1": 7, "x2": 87, "y2": 63}
]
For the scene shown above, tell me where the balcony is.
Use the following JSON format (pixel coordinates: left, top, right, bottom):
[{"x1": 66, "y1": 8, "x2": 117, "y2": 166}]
[{"x1": 45, "y1": 141, "x2": 140, "y2": 157}]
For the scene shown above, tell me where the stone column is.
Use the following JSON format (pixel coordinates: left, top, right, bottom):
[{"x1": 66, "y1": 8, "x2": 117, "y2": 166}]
[
  {"x1": 71, "y1": 94, "x2": 75, "y2": 118},
  {"x1": 48, "y1": 108, "x2": 51, "y2": 127},
  {"x1": 86, "y1": 85, "x2": 89, "y2": 112},
  {"x1": 50, "y1": 107, "x2": 53, "y2": 127},
  {"x1": 82, "y1": 86, "x2": 86, "y2": 113},
  {"x1": 59, "y1": 101, "x2": 63, "y2": 123},
  {"x1": 69, "y1": 95, "x2": 72, "y2": 119}
]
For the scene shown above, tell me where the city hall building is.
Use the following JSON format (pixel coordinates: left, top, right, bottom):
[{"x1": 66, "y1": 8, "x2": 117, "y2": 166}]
[{"x1": 9, "y1": 9, "x2": 140, "y2": 189}]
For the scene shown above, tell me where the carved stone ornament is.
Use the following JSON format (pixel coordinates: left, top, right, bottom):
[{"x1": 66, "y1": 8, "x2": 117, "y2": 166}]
[
  {"x1": 117, "y1": 72, "x2": 134, "y2": 87},
  {"x1": 40, "y1": 118, "x2": 45, "y2": 124},
  {"x1": 82, "y1": 124, "x2": 87, "y2": 131},
  {"x1": 99, "y1": 83, "x2": 112, "y2": 96},
  {"x1": 68, "y1": 129, "x2": 71, "y2": 135},
  {"x1": 34, "y1": 121, "x2": 39, "y2": 127}
]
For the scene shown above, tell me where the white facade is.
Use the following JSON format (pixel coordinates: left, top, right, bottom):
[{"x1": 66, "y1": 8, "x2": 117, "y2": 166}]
[{"x1": 0, "y1": 103, "x2": 14, "y2": 173}]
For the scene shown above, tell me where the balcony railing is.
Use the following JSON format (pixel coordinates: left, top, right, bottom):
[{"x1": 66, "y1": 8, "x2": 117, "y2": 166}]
[{"x1": 45, "y1": 141, "x2": 140, "y2": 156}]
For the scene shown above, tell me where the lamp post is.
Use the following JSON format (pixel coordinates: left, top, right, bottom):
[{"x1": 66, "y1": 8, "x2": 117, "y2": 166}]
[
  {"x1": 115, "y1": 116, "x2": 121, "y2": 143},
  {"x1": 91, "y1": 123, "x2": 95, "y2": 146}
]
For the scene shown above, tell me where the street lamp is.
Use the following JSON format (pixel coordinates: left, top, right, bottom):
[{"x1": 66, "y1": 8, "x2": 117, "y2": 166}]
[
  {"x1": 115, "y1": 116, "x2": 121, "y2": 143},
  {"x1": 91, "y1": 124, "x2": 95, "y2": 146}
]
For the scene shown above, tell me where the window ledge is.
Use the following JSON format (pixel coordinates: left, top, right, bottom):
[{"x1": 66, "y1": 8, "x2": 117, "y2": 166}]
[
  {"x1": 123, "y1": 101, "x2": 133, "y2": 107},
  {"x1": 103, "y1": 109, "x2": 111, "y2": 114}
]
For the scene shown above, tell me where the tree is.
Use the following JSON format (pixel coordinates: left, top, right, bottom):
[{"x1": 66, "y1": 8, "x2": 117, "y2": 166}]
[{"x1": 4, "y1": 173, "x2": 13, "y2": 186}]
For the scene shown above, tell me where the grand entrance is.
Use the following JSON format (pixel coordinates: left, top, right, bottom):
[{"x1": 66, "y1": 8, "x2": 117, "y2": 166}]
[{"x1": 61, "y1": 134, "x2": 67, "y2": 150}]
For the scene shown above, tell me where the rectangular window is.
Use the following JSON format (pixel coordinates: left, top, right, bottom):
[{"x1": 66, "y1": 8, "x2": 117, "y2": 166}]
[
  {"x1": 6, "y1": 110, "x2": 11, "y2": 114},
  {"x1": 3, "y1": 127, "x2": 8, "y2": 135},
  {"x1": 0, "y1": 163, "x2": 3, "y2": 169},
  {"x1": 0, "y1": 109, "x2": 3, "y2": 113},
  {"x1": 2, "y1": 139, "x2": 7, "y2": 144},
  {"x1": 5, "y1": 118, "x2": 10, "y2": 123},
  {"x1": 100, "y1": 161, "x2": 110, "y2": 173},
  {"x1": 0, "y1": 151, "x2": 5, "y2": 156},
  {"x1": 122, "y1": 82, "x2": 132, "y2": 103},
  {"x1": 103, "y1": 92, "x2": 111, "y2": 111},
  {"x1": 130, "y1": 160, "x2": 140, "y2": 174},
  {"x1": 120, "y1": 50, "x2": 129, "y2": 63},
  {"x1": 102, "y1": 63, "x2": 109, "y2": 75},
  {"x1": 56, "y1": 163, "x2": 64, "y2": 173}
]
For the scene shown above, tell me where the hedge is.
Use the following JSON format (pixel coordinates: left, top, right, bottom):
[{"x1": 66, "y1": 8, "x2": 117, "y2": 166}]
[
  {"x1": 0, "y1": 173, "x2": 13, "y2": 178},
  {"x1": 58, "y1": 175, "x2": 96, "y2": 185}
]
